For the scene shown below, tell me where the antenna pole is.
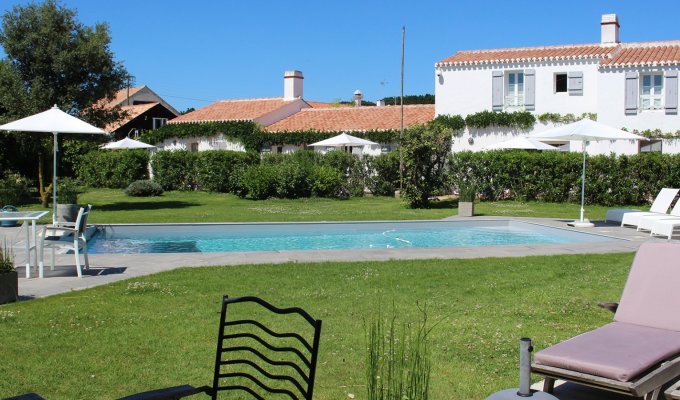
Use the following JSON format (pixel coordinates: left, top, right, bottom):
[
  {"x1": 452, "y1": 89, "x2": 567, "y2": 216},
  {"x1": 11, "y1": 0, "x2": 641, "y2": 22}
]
[{"x1": 399, "y1": 26, "x2": 405, "y2": 192}]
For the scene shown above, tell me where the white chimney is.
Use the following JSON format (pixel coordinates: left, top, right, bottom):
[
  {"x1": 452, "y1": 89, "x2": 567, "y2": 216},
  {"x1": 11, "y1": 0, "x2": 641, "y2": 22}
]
[
  {"x1": 283, "y1": 70, "x2": 303, "y2": 100},
  {"x1": 353, "y1": 89, "x2": 363, "y2": 107},
  {"x1": 601, "y1": 14, "x2": 620, "y2": 45},
  {"x1": 376, "y1": 99, "x2": 385, "y2": 107}
]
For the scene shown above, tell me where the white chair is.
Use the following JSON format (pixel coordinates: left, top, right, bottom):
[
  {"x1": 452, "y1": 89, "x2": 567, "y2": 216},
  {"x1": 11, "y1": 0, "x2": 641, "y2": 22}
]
[
  {"x1": 39, "y1": 205, "x2": 91, "y2": 278},
  {"x1": 616, "y1": 188, "x2": 679, "y2": 228},
  {"x1": 650, "y1": 219, "x2": 680, "y2": 241},
  {"x1": 637, "y1": 199, "x2": 680, "y2": 232}
]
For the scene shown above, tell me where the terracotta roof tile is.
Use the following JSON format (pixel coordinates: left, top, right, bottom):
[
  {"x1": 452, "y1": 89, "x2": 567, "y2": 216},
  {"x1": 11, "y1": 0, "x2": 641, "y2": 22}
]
[
  {"x1": 105, "y1": 102, "x2": 158, "y2": 131},
  {"x1": 601, "y1": 41, "x2": 680, "y2": 67},
  {"x1": 170, "y1": 98, "x2": 294, "y2": 124},
  {"x1": 266, "y1": 105, "x2": 435, "y2": 132},
  {"x1": 305, "y1": 101, "x2": 352, "y2": 109},
  {"x1": 437, "y1": 44, "x2": 614, "y2": 66}
]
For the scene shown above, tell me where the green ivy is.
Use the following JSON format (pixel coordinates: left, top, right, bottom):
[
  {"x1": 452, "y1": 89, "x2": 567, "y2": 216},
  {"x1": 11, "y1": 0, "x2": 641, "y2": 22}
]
[
  {"x1": 464, "y1": 110, "x2": 536, "y2": 130},
  {"x1": 138, "y1": 121, "x2": 262, "y2": 151},
  {"x1": 624, "y1": 128, "x2": 680, "y2": 139},
  {"x1": 537, "y1": 112, "x2": 597, "y2": 124}
]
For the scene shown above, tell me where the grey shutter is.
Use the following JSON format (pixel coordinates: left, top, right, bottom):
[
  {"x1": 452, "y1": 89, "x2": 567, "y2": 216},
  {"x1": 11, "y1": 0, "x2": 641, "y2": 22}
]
[
  {"x1": 568, "y1": 71, "x2": 583, "y2": 96},
  {"x1": 665, "y1": 70, "x2": 678, "y2": 115},
  {"x1": 492, "y1": 71, "x2": 503, "y2": 111},
  {"x1": 524, "y1": 69, "x2": 535, "y2": 110},
  {"x1": 625, "y1": 71, "x2": 639, "y2": 115}
]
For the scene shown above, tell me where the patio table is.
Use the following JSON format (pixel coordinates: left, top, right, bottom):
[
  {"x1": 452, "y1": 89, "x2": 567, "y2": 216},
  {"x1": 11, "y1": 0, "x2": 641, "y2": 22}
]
[{"x1": 0, "y1": 211, "x2": 49, "y2": 278}]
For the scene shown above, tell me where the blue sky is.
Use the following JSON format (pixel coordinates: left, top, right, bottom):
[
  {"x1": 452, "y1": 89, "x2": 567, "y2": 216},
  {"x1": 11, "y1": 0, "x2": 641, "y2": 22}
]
[{"x1": 1, "y1": 1, "x2": 679, "y2": 112}]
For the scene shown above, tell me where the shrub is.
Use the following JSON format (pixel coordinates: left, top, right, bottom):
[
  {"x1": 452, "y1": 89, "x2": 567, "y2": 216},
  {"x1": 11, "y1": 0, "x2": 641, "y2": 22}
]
[
  {"x1": 195, "y1": 150, "x2": 259, "y2": 192},
  {"x1": 125, "y1": 180, "x2": 164, "y2": 197},
  {"x1": 275, "y1": 163, "x2": 311, "y2": 199},
  {"x1": 311, "y1": 165, "x2": 344, "y2": 197},
  {"x1": 78, "y1": 149, "x2": 149, "y2": 188},
  {"x1": 242, "y1": 165, "x2": 278, "y2": 200},
  {"x1": 366, "y1": 152, "x2": 400, "y2": 196},
  {"x1": 151, "y1": 150, "x2": 198, "y2": 191},
  {"x1": 0, "y1": 173, "x2": 31, "y2": 206},
  {"x1": 57, "y1": 177, "x2": 81, "y2": 204}
]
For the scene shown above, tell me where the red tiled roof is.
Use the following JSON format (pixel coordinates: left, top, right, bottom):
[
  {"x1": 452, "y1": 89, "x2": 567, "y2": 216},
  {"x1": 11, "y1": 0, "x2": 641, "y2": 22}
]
[
  {"x1": 266, "y1": 105, "x2": 435, "y2": 132},
  {"x1": 601, "y1": 41, "x2": 680, "y2": 67},
  {"x1": 305, "y1": 101, "x2": 352, "y2": 109},
  {"x1": 170, "y1": 98, "x2": 294, "y2": 124},
  {"x1": 437, "y1": 41, "x2": 680, "y2": 68},
  {"x1": 105, "y1": 102, "x2": 158, "y2": 132},
  {"x1": 437, "y1": 44, "x2": 614, "y2": 66}
]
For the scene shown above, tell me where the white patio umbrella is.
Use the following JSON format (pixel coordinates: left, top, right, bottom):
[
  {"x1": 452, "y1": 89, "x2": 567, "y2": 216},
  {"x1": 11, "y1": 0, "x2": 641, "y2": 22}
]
[
  {"x1": 483, "y1": 136, "x2": 558, "y2": 151},
  {"x1": 531, "y1": 119, "x2": 644, "y2": 227},
  {"x1": 101, "y1": 136, "x2": 155, "y2": 150},
  {"x1": 0, "y1": 105, "x2": 108, "y2": 224},
  {"x1": 309, "y1": 133, "x2": 378, "y2": 147}
]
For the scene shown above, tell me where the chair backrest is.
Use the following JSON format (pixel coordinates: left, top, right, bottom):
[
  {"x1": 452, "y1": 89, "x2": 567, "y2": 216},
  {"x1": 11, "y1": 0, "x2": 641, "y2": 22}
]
[
  {"x1": 210, "y1": 295, "x2": 322, "y2": 400},
  {"x1": 649, "y1": 188, "x2": 679, "y2": 213},
  {"x1": 614, "y1": 242, "x2": 680, "y2": 331},
  {"x1": 75, "y1": 204, "x2": 92, "y2": 236}
]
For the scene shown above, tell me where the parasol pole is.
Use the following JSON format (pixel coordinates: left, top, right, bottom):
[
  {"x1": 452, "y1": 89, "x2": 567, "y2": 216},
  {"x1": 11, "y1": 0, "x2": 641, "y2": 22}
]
[
  {"x1": 579, "y1": 140, "x2": 586, "y2": 223},
  {"x1": 52, "y1": 131, "x2": 58, "y2": 225}
]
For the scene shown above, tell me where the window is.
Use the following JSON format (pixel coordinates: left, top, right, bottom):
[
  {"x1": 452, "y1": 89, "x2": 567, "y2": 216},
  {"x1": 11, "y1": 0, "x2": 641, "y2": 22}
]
[
  {"x1": 640, "y1": 73, "x2": 663, "y2": 110},
  {"x1": 555, "y1": 73, "x2": 568, "y2": 93},
  {"x1": 190, "y1": 142, "x2": 199, "y2": 152},
  {"x1": 640, "y1": 139, "x2": 662, "y2": 153},
  {"x1": 505, "y1": 72, "x2": 524, "y2": 107},
  {"x1": 153, "y1": 117, "x2": 168, "y2": 129}
]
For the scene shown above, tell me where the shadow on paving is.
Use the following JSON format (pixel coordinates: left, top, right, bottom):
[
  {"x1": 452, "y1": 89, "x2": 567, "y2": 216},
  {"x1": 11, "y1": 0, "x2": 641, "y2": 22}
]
[
  {"x1": 16, "y1": 265, "x2": 127, "y2": 278},
  {"x1": 94, "y1": 201, "x2": 200, "y2": 212}
]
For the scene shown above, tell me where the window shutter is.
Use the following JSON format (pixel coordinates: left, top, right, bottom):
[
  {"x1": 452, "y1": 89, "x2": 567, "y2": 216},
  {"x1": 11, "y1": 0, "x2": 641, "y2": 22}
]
[
  {"x1": 625, "y1": 71, "x2": 639, "y2": 115},
  {"x1": 568, "y1": 71, "x2": 583, "y2": 96},
  {"x1": 524, "y1": 69, "x2": 535, "y2": 110},
  {"x1": 492, "y1": 71, "x2": 503, "y2": 111},
  {"x1": 665, "y1": 70, "x2": 678, "y2": 115}
]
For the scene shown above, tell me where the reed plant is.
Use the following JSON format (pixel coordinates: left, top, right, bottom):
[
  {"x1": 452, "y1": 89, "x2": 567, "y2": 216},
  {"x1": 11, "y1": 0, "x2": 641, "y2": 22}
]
[{"x1": 366, "y1": 304, "x2": 434, "y2": 400}]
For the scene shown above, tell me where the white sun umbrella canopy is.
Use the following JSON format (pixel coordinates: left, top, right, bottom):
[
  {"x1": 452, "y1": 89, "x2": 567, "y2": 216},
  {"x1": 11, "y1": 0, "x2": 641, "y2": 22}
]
[
  {"x1": 309, "y1": 133, "x2": 378, "y2": 147},
  {"x1": 483, "y1": 136, "x2": 558, "y2": 151},
  {"x1": 0, "y1": 105, "x2": 108, "y2": 224},
  {"x1": 530, "y1": 119, "x2": 645, "y2": 227},
  {"x1": 101, "y1": 136, "x2": 155, "y2": 149}
]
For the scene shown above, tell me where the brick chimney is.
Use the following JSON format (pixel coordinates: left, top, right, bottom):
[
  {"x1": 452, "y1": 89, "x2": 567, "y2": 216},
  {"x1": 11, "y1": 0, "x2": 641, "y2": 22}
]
[
  {"x1": 284, "y1": 70, "x2": 303, "y2": 100},
  {"x1": 601, "y1": 14, "x2": 620, "y2": 45},
  {"x1": 353, "y1": 89, "x2": 363, "y2": 107}
]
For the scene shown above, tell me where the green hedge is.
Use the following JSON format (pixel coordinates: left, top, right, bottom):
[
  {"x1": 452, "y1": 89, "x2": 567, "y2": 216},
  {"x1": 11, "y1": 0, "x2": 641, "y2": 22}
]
[
  {"x1": 77, "y1": 150, "x2": 149, "y2": 189},
  {"x1": 150, "y1": 151, "x2": 199, "y2": 191},
  {"x1": 449, "y1": 151, "x2": 680, "y2": 206}
]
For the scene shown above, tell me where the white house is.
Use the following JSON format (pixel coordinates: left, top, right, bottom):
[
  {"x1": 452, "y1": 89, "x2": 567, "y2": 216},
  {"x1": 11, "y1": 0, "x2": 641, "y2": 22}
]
[{"x1": 435, "y1": 14, "x2": 680, "y2": 155}]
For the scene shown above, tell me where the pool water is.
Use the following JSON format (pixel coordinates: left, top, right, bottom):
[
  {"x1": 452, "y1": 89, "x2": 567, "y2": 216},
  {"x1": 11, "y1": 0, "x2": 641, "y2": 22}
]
[{"x1": 87, "y1": 220, "x2": 616, "y2": 254}]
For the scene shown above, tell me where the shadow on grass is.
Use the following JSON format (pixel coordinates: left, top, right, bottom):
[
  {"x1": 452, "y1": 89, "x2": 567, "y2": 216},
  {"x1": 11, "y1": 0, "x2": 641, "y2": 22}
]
[
  {"x1": 95, "y1": 201, "x2": 200, "y2": 212},
  {"x1": 426, "y1": 199, "x2": 457, "y2": 209}
]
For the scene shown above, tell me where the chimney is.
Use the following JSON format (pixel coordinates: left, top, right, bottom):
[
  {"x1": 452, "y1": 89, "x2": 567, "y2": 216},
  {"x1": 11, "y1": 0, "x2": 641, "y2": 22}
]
[
  {"x1": 376, "y1": 99, "x2": 385, "y2": 107},
  {"x1": 283, "y1": 70, "x2": 303, "y2": 100},
  {"x1": 600, "y1": 14, "x2": 620, "y2": 45},
  {"x1": 353, "y1": 89, "x2": 363, "y2": 107}
]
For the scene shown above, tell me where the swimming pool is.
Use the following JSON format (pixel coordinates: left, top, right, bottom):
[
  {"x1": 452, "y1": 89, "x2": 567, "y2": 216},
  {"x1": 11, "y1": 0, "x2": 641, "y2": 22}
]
[{"x1": 88, "y1": 220, "x2": 618, "y2": 254}]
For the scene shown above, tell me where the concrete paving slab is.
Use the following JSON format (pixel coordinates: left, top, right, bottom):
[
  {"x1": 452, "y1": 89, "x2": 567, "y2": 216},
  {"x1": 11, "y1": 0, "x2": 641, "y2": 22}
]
[{"x1": 2, "y1": 216, "x2": 669, "y2": 300}]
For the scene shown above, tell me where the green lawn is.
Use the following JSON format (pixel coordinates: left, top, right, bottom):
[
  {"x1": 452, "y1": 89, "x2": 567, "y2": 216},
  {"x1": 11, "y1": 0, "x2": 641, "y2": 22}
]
[
  {"x1": 3, "y1": 189, "x2": 638, "y2": 399},
  {"x1": 0, "y1": 253, "x2": 632, "y2": 399},
  {"x1": 19, "y1": 188, "x2": 626, "y2": 223}
]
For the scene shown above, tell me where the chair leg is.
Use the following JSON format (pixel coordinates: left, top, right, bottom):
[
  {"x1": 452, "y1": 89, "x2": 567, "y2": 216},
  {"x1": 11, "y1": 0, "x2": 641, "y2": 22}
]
[
  {"x1": 50, "y1": 247, "x2": 55, "y2": 271},
  {"x1": 542, "y1": 377, "x2": 555, "y2": 393},
  {"x1": 81, "y1": 238, "x2": 90, "y2": 271},
  {"x1": 74, "y1": 238, "x2": 82, "y2": 278},
  {"x1": 644, "y1": 388, "x2": 661, "y2": 400}
]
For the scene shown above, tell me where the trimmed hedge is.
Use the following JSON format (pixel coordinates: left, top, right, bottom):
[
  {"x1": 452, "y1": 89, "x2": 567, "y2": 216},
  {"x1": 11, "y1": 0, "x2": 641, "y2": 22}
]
[
  {"x1": 125, "y1": 180, "x2": 164, "y2": 197},
  {"x1": 195, "y1": 151, "x2": 260, "y2": 192},
  {"x1": 77, "y1": 150, "x2": 149, "y2": 189},
  {"x1": 449, "y1": 151, "x2": 680, "y2": 206}
]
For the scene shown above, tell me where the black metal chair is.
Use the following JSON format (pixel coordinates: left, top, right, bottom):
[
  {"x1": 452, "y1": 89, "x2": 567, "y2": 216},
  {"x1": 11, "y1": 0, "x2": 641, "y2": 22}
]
[{"x1": 120, "y1": 295, "x2": 322, "y2": 400}]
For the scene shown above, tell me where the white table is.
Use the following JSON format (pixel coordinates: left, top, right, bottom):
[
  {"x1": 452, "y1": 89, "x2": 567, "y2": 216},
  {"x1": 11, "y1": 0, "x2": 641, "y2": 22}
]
[{"x1": 0, "y1": 211, "x2": 49, "y2": 278}]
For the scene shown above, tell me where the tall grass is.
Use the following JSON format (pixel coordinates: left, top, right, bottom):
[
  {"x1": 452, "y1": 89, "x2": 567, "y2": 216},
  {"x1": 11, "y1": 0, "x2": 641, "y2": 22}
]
[{"x1": 367, "y1": 304, "x2": 434, "y2": 400}]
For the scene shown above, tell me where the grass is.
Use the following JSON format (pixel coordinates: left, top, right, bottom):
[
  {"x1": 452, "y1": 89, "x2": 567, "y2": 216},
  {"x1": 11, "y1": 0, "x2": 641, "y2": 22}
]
[
  {"x1": 0, "y1": 253, "x2": 633, "y2": 399},
  {"x1": 18, "y1": 188, "x2": 627, "y2": 224}
]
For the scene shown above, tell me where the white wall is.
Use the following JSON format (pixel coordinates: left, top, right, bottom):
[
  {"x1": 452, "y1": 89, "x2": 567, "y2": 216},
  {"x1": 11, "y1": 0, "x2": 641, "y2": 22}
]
[
  {"x1": 156, "y1": 135, "x2": 246, "y2": 152},
  {"x1": 435, "y1": 60, "x2": 600, "y2": 117},
  {"x1": 598, "y1": 67, "x2": 680, "y2": 135}
]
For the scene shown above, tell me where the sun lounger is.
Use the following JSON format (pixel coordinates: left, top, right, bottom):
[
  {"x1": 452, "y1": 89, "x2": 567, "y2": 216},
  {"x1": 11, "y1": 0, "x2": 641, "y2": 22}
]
[
  {"x1": 616, "y1": 188, "x2": 679, "y2": 227},
  {"x1": 636, "y1": 200, "x2": 680, "y2": 232},
  {"x1": 650, "y1": 219, "x2": 680, "y2": 240},
  {"x1": 532, "y1": 242, "x2": 680, "y2": 400}
]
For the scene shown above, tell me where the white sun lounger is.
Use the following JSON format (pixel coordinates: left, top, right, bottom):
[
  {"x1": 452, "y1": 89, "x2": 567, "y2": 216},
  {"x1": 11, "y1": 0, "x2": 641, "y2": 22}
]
[
  {"x1": 650, "y1": 219, "x2": 680, "y2": 240},
  {"x1": 617, "y1": 188, "x2": 679, "y2": 228},
  {"x1": 636, "y1": 200, "x2": 680, "y2": 232}
]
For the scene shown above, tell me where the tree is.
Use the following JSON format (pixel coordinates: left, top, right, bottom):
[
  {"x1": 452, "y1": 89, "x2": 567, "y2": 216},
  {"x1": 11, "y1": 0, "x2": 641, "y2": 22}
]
[
  {"x1": 401, "y1": 120, "x2": 455, "y2": 208},
  {"x1": 0, "y1": 0, "x2": 129, "y2": 204}
]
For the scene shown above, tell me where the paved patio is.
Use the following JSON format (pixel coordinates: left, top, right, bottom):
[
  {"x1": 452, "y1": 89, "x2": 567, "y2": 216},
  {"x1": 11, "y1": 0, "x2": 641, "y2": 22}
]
[{"x1": 1, "y1": 216, "x2": 667, "y2": 300}]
